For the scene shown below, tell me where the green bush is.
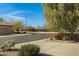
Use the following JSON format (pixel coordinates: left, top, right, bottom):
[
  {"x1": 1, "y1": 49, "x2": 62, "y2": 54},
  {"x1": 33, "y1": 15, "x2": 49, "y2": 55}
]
[
  {"x1": 18, "y1": 44, "x2": 40, "y2": 56},
  {"x1": 0, "y1": 40, "x2": 15, "y2": 51}
]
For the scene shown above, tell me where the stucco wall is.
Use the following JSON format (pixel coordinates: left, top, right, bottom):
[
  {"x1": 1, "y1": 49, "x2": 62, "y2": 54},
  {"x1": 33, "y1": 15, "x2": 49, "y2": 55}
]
[{"x1": 0, "y1": 25, "x2": 12, "y2": 35}]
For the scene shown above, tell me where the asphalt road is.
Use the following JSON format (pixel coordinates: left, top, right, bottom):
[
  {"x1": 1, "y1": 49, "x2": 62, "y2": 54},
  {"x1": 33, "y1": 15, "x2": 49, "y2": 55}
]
[{"x1": 0, "y1": 33, "x2": 51, "y2": 44}]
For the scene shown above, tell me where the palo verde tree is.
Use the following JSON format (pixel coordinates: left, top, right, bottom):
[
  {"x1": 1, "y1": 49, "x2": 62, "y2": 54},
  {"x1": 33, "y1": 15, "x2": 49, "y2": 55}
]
[
  {"x1": 11, "y1": 20, "x2": 23, "y2": 32},
  {"x1": 43, "y1": 3, "x2": 79, "y2": 40},
  {"x1": 44, "y1": 3, "x2": 64, "y2": 32}
]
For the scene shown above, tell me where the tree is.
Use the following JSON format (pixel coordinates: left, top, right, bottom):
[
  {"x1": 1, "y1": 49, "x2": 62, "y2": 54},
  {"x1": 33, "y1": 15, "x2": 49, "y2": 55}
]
[
  {"x1": 27, "y1": 25, "x2": 35, "y2": 31},
  {"x1": 11, "y1": 20, "x2": 23, "y2": 32},
  {"x1": 0, "y1": 17, "x2": 4, "y2": 24},
  {"x1": 37, "y1": 25, "x2": 43, "y2": 30},
  {"x1": 62, "y1": 4, "x2": 79, "y2": 40},
  {"x1": 44, "y1": 3, "x2": 64, "y2": 32},
  {"x1": 37, "y1": 25, "x2": 47, "y2": 31},
  {"x1": 43, "y1": 3, "x2": 79, "y2": 40}
]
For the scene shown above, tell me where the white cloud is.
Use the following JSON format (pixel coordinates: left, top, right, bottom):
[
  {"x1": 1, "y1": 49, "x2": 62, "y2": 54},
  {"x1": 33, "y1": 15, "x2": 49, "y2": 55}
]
[
  {"x1": 7, "y1": 15, "x2": 25, "y2": 20},
  {"x1": 4, "y1": 10, "x2": 32, "y2": 16},
  {"x1": 0, "y1": 10, "x2": 32, "y2": 21},
  {"x1": 7, "y1": 15, "x2": 26, "y2": 25},
  {"x1": 0, "y1": 10, "x2": 32, "y2": 26}
]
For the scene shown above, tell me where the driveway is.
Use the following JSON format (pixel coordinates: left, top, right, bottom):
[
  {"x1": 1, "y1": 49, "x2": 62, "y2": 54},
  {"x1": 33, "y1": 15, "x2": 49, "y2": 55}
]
[{"x1": 14, "y1": 39, "x2": 79, "y2": 56}]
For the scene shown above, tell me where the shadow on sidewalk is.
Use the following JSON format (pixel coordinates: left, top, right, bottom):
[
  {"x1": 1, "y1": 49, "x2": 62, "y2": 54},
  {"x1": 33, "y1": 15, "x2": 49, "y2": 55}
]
[{"x1": 38, "y1": 53, "x2": 53, "y2": 56}]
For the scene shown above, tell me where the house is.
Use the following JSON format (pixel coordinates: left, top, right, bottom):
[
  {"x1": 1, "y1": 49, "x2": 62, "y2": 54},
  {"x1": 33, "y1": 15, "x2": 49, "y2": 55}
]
[{"x1": 0, "y1": 22, "x2": 13, "y2": 35}]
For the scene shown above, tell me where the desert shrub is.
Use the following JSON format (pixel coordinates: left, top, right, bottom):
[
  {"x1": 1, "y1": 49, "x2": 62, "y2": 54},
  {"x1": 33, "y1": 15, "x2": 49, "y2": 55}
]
[
  {"x1": 0, "y1": 40, "x2": 15, "y2": 51},
  {"x1": 53, "y1": 33, "x2": 63, "y2": 40},
  {"x1": 62, "y1": 33, "x2": 70, "y2": 40},
  {"x1": 18, "y1": 44, "x2": 40, "y2": 56}
]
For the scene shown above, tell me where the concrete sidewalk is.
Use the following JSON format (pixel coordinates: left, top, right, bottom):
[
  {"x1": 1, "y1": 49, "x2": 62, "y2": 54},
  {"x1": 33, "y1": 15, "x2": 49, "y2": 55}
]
[
  {"x1": 0, "y1": 34, "x2": 32, "y2": 37},
  {"x1": 14, "y1": 39, "x2": 79, "y2": 56}
]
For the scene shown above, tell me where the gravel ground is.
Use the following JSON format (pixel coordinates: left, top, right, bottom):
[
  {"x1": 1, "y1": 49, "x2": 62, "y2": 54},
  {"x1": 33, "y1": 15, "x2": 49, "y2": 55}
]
[
  {"x1": 0, "y1": 39, "x2": 79, "y2": 56},
  {"x1": 14, "y1": 39, "x2": 79, "y2": 56},
  {"x1": 0, "y1": 51, "x2": 18, "y2": 56}
]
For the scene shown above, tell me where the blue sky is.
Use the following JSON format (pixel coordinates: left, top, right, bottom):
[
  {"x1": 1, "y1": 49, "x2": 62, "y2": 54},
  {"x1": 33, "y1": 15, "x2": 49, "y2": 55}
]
[{"x1": 0, "y1": 3, "x2": 46, "y2": 28}]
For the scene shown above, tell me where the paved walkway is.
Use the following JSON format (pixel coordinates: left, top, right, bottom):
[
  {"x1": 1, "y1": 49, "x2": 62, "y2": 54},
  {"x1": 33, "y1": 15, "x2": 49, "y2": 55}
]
[{"x1": 14, "y1": 39, "x2": 79, "y2": 56}]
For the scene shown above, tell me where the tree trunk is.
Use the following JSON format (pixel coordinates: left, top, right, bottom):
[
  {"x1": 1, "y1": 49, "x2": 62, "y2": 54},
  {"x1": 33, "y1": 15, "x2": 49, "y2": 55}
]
[{"x1": 69, "y1": 30, "x2": 74, "y2": 40}]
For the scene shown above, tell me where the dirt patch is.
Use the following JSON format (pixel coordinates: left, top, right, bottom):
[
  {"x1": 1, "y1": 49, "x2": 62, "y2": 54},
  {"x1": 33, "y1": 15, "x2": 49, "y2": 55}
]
[
  {"x1": 0, "y1": 51, "x2": 53, "y2": 56},
  {"x1": 38, "y1": 53, "x2": 53, "y2": 56},
  {"x1": 0, "y1": 51, "x2": 18, "y2": 56}
]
